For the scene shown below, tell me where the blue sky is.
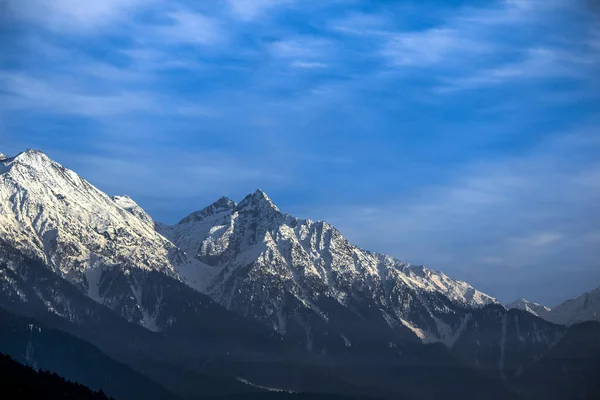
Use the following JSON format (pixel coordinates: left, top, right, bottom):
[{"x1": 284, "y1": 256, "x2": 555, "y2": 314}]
[{"x1": 1, "y1": 0, "x2": 599, "y2": 306}]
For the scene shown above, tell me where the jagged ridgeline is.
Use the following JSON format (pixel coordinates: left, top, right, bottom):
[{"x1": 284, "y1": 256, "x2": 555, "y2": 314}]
[{"x1": 1, "y1": 150, "x2": 599, "y2": 400}]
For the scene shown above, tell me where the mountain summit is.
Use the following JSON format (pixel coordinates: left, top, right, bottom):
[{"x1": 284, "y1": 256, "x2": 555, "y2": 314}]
[
  {"x1": 506, "y1": 298, "x2": 551, "y2": 318},
  {"x1": 0, "y1": 149, "x2": 180, "y2": 284},
  {"x1": 163, "y1": 188, "x2": 497, "y2": 346}
]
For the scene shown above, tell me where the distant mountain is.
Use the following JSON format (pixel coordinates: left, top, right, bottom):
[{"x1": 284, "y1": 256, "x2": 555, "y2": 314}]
[
  {"x1": 545, "y1": 287, "x2": 600, "y2": 326},
  {"x1": 506, "y1": 298, "x2": 551, "y2": 318},
  {"x1": 507, "y1": 288, "x2": 600, "y2": 326},
  {"x1": 0, "y1": 353, "x2": 112, "y2": 400}
]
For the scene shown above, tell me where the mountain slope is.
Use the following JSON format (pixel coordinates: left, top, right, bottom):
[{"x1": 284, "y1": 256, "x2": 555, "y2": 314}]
[
  {"x1": 451, "y1": 305, "x2": 565, "y2": 381},
  {"x1": 0, "y1": 239, "x2": 370, "y2": 399},
  {"x1": 507, "y1": 288, "x2": 600, "y2": 326},
  {"x1": 1, "y1": 150, "x2": 497, "y2": 346},
  {"x1": 506, "y1": 298, "x2": 551, "y2": 319},
  {"x1": 162, "y1": 190, "x2": 497, "y2": 347},
  {"x1": 545, "y1": 287, "x2": 600, "y2": 326},
  {"x1": 0, "y1": 150, "x2": 181, "y2": 281},
  {"x1": 516, "y1": 321, "x2": 600, "y2": 400},
  {"x1": 0, "y1": 150, "x2": 190, "y2": 326}
]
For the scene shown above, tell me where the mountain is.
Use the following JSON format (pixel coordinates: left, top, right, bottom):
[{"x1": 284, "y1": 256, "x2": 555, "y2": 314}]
[
  {"x1": 0, "y1": 238, "x2": 357, "y2": 399},
  {"x1": 506, "y1": 299, "x2": 551, "y2": 319},
  {"x1": 1, "y1": 150, "x2": 497, "y2": 346},
  {"x1": 451, "y1": 305, "x2": 565, "y2": 381},
  {"x1": 0, "y1": 150, "x2": 194, "y2": 328},
  {"x1": 507, "y1": 288, "x2": 600, "y2": 326},
  {"x1": 2, "y1": 149, "x2": 599, "y2": 400},
  {"x1": 545, "y1": 287, "x2": 600, "y2": 326},
  {"x1": 161, "y1": 189, "x2": 497, "y2": 348},
  {"x1": 0, "y1": 352, "x2": 112, "y2": 400}
]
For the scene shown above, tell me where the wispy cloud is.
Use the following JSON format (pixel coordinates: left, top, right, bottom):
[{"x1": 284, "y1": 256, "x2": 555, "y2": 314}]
[
  {"x1": 382, "y1": 28, "x2": 483, "y2": 67},
  {"x1": 269, "y1": 37, "x2": 333, "y2": 67},
  {"x1": 7, "y1": 0, "x2": 157, "y2": 31},
  {"x1": 437, "y1": 46, "x2": 596, "y2": 91},
  {"x1": 379, "y1": 0, "x2": 598, "y2": 93},
  {"x1": 0, "y1": 73, "x2": 161, "y2": 117},
  {"x1": 313, "y1": 127, "x2": 600, "y2": 305},
  {"x1": 227, "y1": 0, "x2": 294, "y2": 21},
  {"x1": 330, "y1": 12, "x2": 391, "y2": 36},
  {"x1": 154, "y1": 10, "x2": 225, "y2": 46},
  {"x1": 290, "y1": 61, "x2": 328, "y2": 69}
]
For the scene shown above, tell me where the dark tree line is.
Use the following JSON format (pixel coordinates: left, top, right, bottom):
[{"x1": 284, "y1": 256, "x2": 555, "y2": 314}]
[{"x1": 0, "y1": 353, "x2": 114, "y2": 400}]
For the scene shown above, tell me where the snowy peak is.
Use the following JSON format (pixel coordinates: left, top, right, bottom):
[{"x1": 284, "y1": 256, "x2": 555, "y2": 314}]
[
  {"x1": 235, "y1": 189, "x2": 280, "y2": 214},
  {"x1": 0, "y1": 149, "x2": 181, "y2": 286},
  {"x1": 10, "y1": 149, "x2": 49, "y2": 164},
  {"x1": 506, "y1": 298, "x2": 551, "y2": 318},
  {"x1": 1, "y1": 149, "x2": 51, "y2": 172},
  {"x1": 178, "y1": 196, "x2": 236, "y2": 225},
  {"x1": 113, "y1": 195, "x2": 155, "y2": 228},
  {"x1": 506, "y1": 289, "x2": 600, "y2": 326},
  {"x1": 164, "y1": 188, "x2": 497, "y2": 344},
  {"x1": 545, "y1": 287, "x2": 600, "y2": 326}
]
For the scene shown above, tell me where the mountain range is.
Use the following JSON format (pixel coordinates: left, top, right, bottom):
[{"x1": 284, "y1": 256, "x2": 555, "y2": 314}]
[
  {"x1": 507, "y1": 288, "x2": 600, "y2": 326},
  {"x1": 1, "y1": 149, "x2": 599, "y2": 400}
]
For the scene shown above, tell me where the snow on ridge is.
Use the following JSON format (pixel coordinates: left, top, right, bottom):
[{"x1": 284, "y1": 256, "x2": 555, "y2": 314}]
[
  {"x1": 1, "y1": 149, "x2": 501, "y2": 341},
  {"x1": 544, "y1": 287, "x2": 600, "y2": 326},
  {"x1": 164, "y1": 188, "x2": 498, "y2": 344},
  {"x1": 506, "y1": 298, "x2": 551, "y2": 318},
  {"x1": 113, "y1": 195, "x2": 155, "y2": 228},
  {"x1": 506, "y1": 290, "x2": 600, "y2": 326},
  {"x1": 0, "y1": 148, "x2": 182, "y2": 286}
]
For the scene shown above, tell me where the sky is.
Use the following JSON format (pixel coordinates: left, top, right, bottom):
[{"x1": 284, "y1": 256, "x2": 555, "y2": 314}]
[{"x1": 0, "y1": 0, "x2": 599, "y2": 306}]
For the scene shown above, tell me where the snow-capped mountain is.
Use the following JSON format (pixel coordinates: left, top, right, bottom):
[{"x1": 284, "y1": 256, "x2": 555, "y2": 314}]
[
  {"x1": 0, "y1": 150, "x2": 495, "y2": 346},
  {"x1": 506, "y1": 298, "x2": 551, "y2": 318},
  {"x1": 0, "y1": 150, "x2": 180, "y2": 280},
  {"x1": 0, "y1": 150, "x2": 188, "y2": 326},
  {"x1": 161, "y1": 189, "x2": 497, "y2": 346},
  {"x1": 2, "y1": 149, "x2": 599, "y2": 400},
  {"x1": 507, "y1": 289, "x2": 600, "y2": 326},
  {"x1": 545, "y1": 287, "x2": 600, "y2": 326}
]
